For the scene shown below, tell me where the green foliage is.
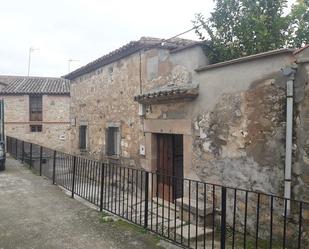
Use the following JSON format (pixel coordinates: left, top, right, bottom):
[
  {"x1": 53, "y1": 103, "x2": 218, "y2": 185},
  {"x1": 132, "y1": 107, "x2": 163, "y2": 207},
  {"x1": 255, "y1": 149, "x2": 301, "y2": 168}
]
[
  {"x1": 287, "y1": 0, "x2": 309, "y2": 48},
  {"x1": 193, "y1": 0, "x2": 309, "y2": 64}
]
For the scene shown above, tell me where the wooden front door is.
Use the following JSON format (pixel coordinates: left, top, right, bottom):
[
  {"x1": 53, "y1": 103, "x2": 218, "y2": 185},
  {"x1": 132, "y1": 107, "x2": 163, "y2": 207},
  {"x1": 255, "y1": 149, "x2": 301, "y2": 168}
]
[{"x1": 157, "y1": 134, "x2": 183, "y2": 202}]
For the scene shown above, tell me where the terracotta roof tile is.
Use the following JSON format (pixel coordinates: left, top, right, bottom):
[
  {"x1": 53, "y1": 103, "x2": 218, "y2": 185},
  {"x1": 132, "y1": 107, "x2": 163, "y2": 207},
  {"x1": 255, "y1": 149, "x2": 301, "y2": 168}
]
[
  {"x1": 0, "y1": 76, "x2": 70, "y2": 95},
  {"x1": 134, "y1": 83, "x2": 199, "y2": 104}
]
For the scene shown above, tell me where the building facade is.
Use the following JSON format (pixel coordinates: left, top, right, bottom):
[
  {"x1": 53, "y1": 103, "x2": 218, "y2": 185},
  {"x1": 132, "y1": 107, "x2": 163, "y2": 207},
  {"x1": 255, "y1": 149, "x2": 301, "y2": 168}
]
[
  {"x1": 65, "y1": 38, "x2": 309, "y2": 205},
  {"x1": 0, "y1": 76, "x2": 71, "y2": 151}
]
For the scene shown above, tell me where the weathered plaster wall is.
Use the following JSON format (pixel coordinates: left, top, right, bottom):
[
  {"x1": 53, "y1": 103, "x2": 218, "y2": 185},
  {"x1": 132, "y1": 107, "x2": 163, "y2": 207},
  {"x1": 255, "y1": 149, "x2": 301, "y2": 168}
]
[
  {"x1": 2, "y1": 94, "x2": 71, "y2": 151},
  {"x1": 145, "y1": 53, "x2": 295, "y2": 197},
  {"x1": 294, "y1": 49, "x2": 309, "y2": 205},
  {"x1": 143, "y1": 52, "x2": 309, "y2": 243}
]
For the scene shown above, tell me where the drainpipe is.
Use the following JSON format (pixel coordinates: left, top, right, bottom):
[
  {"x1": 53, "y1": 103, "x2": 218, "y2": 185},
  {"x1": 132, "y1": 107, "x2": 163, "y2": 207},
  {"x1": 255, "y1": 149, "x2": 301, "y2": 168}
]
[{"x1": 281, "y1": 65, "x2": 297, "y2": 215}]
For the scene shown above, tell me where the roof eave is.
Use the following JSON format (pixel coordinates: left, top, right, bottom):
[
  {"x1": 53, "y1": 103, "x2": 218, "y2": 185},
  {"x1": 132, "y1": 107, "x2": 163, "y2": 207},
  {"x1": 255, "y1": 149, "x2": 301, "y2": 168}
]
[
  {"x1": 63, "y1": 44, "x2": 144, "y2": 80},
  {"x1": 0, "y1": 92, "x2": 70, "y2": 96}
]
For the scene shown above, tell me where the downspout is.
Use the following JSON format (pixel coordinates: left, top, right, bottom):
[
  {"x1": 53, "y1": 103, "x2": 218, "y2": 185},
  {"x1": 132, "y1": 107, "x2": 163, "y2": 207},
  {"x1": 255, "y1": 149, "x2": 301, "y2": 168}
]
[{"x1": 282, "y1": 65, "x2": 297, "y2": 215}]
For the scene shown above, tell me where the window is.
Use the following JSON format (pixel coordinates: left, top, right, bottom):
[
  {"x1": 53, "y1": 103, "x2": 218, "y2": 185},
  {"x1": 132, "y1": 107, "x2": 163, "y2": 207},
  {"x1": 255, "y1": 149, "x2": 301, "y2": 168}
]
[
  {"x1": 107, "y1": 127, "x2": 120, "y2": 156},
  {"x1": 30, "y1": 125, "x2": 42, "y2": 132},
  {"x1": 29, "y1": 95, "x2": 42, "y2": 121},
  {"x1": 79, "y1": 125, "x2": 87, "y2": 150}
]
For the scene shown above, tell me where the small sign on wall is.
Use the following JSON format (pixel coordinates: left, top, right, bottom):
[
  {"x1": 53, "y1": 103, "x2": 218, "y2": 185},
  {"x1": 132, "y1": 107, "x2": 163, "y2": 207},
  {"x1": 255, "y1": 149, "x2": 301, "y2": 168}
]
[
  {"x1": 139, "y1": 144, "x2": 145, "y2": 156},
  {"x1": 59, "y1": 134, "x2": 66, "y2": 140},
  {"x1": 70, "y1": 117, "x2": 76, "y2": 126}
]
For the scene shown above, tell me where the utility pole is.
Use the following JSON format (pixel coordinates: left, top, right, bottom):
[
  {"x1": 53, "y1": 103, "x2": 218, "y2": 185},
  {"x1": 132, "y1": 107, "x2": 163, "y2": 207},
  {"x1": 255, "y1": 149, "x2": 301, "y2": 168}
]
[
  {"x1": 27, "y1": 47, "x2": 39, "y2": 76},
  {"x1": 68, "y1": 59, "x2": 79, "y2": 73}
]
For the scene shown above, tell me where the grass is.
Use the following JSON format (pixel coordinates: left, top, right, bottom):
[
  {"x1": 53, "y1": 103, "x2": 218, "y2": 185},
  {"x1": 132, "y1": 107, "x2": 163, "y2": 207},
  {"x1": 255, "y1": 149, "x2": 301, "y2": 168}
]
[
  {"x1": 100, "y1": 211, "x2": 116, "y2": 223},
  {"x1": 100, "y1": 213, "x2": 164, "y2": 248},
  {"x1": 225, "y1": 229, "x2": 285, "y2": 249},
  {"x1": 113, "y1": 219, "x2": 148, "y2": 234}
]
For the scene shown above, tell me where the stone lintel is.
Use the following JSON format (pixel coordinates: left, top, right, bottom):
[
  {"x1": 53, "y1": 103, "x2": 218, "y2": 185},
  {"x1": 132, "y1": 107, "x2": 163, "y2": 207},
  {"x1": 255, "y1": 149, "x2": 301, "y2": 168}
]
[{"x1": 144, "y1": 119, "x2": 192, "y2": 135}]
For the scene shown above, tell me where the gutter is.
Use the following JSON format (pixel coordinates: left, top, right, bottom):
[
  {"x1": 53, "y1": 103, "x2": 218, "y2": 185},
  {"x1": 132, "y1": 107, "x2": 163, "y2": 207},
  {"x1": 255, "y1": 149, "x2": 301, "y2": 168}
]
[{"x1": 281, "y1": 65, "x2": 297, "y2": 215}]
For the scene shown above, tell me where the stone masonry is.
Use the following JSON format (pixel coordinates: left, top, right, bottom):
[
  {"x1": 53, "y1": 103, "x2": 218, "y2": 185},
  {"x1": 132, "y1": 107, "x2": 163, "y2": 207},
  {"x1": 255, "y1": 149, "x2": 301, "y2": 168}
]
[{"x1": 3, "y1": 94, "x2": 71, "y2": 151}]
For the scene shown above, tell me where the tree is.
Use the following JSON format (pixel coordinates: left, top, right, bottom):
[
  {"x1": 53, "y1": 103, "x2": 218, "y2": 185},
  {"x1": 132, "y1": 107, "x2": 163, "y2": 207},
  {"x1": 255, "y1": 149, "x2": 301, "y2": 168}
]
[
  {"x1": 287, "y1": 0, "x2": 309, "y2": 48},
  {"x1": 194, "y1": 0, "x2": 308, "y2": 64}
]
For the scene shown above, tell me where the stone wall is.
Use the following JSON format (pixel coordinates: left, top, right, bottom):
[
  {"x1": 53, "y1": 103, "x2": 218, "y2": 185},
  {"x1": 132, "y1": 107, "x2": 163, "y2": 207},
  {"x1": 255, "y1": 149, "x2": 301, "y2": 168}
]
[
  {"x1": 70, "y1": 52, "x2": 143, "y2": 164},
  {"x1": 2, "y1": 94, "x2": 71, "y2": 152},
  {"x1": 69, "y1": 46, "x2": 206, "y2": 166}
]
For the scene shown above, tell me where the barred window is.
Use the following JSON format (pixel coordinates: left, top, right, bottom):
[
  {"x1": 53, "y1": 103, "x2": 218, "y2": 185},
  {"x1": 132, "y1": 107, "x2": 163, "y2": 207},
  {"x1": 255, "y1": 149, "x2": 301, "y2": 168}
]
[
  {"x1": 107, "y1": 127, "x2": 120, "y2": 156},
  {"x1": 79, "y1": 125, "x2": 87, "y2": 150},
  {"x1": 30, "y1": 125, "x2": 42, "y2": 132}
]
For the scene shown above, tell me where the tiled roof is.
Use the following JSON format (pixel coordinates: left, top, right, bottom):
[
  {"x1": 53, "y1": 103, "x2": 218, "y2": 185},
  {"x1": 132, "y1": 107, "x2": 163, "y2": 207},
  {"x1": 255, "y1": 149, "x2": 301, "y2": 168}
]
[
  {"x1": 134, "y1": 83, "x2": 199, "y2": 104},
  {"x1": 64, "y1": 37, "x2": 200, "y2": 80},
  {"x1": 0, "y1": 75, "x2": 70, "y2": 95}
]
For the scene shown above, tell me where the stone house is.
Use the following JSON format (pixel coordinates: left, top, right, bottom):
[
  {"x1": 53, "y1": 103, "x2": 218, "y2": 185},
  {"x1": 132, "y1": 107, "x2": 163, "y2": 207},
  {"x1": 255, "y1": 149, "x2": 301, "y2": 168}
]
[
  {"x1": 65, "y1": 37, "x2": 309, "y2": 206},
  {"x1": 0, "y1": 76, "x2": 71, "y2": 151}
]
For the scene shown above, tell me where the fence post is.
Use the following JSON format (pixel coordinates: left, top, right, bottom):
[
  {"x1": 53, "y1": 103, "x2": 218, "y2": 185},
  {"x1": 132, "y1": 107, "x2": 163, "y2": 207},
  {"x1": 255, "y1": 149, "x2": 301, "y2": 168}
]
[
  {"x1": 144, "y1": 171, "x2": 149, "y2": 228},
  {"x1": 6, "y1": 136, "x2": 8, "y2": 153},
  {"x1": 5, "y1": 136, "x2": 8, "y2": 153},
  {"x1": 221, "y1": 186, "x2": 227, "y2": 249},
  {"x1": 11, "y1": 138, "x2": 13, "y2": 155},
  {"x1": 71, "y1": 156, "x2": 77, "y2": 198},
  {"x1": 52, "y1": 151, "x2": 57, "y2": 184},
  {"x1": 39, "y1": 146, "x2": 43, "y2": 176},
  {"x1": 29, "y1": 143, "x2": 33, "y2": 168},
  {"x1": 15, "y1": 138, "x2": 18, "y2": 158},
  {"x1": 100, "y1": 163, "x2": 105, "y2": 212},
  {"x1": 21, "y1": 141, "x2": 24, "y2": 163}
]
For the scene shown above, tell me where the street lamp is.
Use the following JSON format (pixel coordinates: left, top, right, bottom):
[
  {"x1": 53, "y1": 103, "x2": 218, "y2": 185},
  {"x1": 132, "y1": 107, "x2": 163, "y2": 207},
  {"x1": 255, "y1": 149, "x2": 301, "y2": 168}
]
[
  {"x1": 68, "y1": 59, "x2": 79, "y2": 73},
  {"x1": 27, "y1": 46, "x2": 39, "y2": 76}
]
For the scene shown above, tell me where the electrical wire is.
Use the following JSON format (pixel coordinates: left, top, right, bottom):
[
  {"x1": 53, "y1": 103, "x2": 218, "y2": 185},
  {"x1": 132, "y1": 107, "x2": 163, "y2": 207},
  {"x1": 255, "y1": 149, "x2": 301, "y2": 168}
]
[{"x1": 162, "y1": 23, "x2": 203, "y2": 42}]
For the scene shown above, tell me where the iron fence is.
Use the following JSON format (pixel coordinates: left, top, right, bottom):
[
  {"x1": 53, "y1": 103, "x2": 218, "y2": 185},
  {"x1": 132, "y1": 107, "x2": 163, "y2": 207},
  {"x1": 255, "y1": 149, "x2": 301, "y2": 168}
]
[{"x1": 6, "y1": 136, "x2": 309, "y2": 249}]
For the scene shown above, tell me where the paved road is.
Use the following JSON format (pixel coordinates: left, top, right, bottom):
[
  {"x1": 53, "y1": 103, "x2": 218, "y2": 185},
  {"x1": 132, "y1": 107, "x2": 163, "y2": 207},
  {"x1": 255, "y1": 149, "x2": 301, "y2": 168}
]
[{"x1": 0, "y1": 157, "x2": 165, "y2": 249}]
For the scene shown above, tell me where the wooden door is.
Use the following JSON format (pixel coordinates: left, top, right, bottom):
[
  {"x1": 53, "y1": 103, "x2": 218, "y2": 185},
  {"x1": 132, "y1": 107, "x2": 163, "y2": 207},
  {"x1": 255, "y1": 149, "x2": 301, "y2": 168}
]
[
  {"x1": 157, "y1": 134, "x2": 183, "y2": 202},
  {"x1": 157, "y1": 134, "x2": 173, "y2": 202}
]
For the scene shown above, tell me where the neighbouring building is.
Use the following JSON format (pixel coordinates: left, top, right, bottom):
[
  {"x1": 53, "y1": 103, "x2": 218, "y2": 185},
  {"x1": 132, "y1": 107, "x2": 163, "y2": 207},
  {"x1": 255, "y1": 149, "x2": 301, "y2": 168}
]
[
  {"x1": 0, "y1": 76, "x2": 71, "y2": 151},
  {"x1": 65, "y1": 37, "x2": 309, "y2": 206}
]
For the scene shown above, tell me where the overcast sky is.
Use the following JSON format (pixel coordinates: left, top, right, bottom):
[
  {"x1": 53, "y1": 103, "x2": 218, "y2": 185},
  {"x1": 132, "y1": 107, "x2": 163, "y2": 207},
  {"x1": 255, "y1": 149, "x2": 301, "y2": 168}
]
[{"x1": 0, "y1": 0, "x2": 295, "y2": 77}]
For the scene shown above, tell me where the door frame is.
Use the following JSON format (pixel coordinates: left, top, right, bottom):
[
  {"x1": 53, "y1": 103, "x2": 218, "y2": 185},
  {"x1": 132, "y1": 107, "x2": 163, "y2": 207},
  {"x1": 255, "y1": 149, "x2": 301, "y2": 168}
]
[
  {"x1": 156, "y1": 133, "x2": 183, "y2": 201},
  {"x1": 143, "y1": 119, "x2": 193, "y2": 201}
]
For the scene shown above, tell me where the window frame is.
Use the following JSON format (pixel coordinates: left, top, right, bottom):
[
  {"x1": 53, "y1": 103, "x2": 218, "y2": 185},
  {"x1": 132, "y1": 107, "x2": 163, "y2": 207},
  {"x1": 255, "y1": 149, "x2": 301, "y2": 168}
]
[
  {"x1": 30, "y1": 124, "x2": 42, "y2": 132},
  {"x1": 79, "y1": 125, "x2": 88, "y2": 150},
  {"x1": 106, "y1": 126, "x2": 120, "y2": 157},
  {"x1": 29, "y1": 95, "x2": 43, "y2": 121}
]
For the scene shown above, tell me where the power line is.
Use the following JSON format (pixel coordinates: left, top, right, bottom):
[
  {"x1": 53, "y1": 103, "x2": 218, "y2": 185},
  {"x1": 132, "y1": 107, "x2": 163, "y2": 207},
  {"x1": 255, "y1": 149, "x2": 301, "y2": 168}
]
[{"x1": 163, "y1": 23, "x2": 203, "y2": 42}]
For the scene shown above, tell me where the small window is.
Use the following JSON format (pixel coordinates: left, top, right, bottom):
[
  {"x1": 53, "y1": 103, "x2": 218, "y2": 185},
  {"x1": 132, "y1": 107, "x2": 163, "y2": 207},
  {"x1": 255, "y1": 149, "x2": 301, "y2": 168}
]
[
  {"x1": 30, "y1": 125, "x2": 42, "y2": 132},
  {"x1": 108, "y1": 66, "x2": 113, "y2": 75},
  {"x1": 107, "y1": 127, "x2": 120, "y2": 156},
  {"x1": 79, "y1": 125, "x2": 87, "y2": 150}
]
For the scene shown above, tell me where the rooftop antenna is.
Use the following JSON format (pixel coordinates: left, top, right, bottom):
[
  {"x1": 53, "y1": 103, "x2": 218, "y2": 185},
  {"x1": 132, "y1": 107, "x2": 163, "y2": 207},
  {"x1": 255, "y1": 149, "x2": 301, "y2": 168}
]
[
  {"x1": 68, "y1": 59, "x2": 79, "y2": 73},
  {"x1": 27, "y1": 46, "x2": 39, "y2": 76}
]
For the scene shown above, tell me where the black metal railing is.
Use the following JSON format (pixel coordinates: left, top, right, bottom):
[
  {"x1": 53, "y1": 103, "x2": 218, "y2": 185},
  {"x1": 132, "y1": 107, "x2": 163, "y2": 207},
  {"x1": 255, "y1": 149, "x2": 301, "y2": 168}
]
[{"x1": 6, "y1": 136, "x2": 309, "y2": 249}]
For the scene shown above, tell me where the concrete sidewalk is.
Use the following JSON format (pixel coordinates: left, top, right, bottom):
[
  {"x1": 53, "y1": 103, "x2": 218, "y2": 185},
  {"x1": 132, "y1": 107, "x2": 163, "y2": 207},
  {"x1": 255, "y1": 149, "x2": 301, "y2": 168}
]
[{"x1": 0, "y1": 157, "x2": 166, "y2": 249}]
